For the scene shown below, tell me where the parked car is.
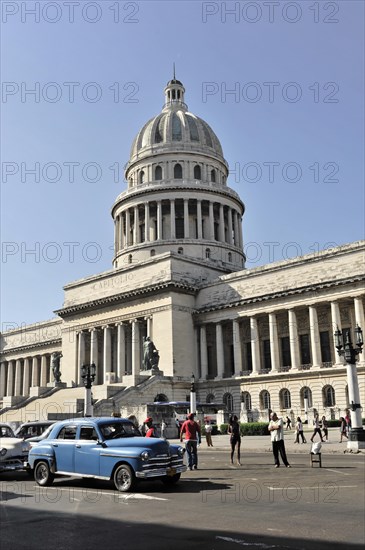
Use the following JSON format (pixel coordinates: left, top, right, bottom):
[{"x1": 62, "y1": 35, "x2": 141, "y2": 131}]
[
  {"x1": 15, "y1": 421, "x2": 55, "y2": 440},
  {"x1": 28, "y1": 417, "x2": 186, "y2": 492},
  {"x1": 0, "y1": 423, "x2": 30, "y2": 473}
]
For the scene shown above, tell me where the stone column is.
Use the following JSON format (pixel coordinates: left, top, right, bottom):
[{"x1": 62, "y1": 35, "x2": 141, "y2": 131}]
[
  {"x1": 131, "y1": 320, "x2": 140, "y2": 377},
  {"x1": 78, "y1": 332, "x2": 86, "y2": 385},
  {"x1": 39, "y1": 355, "x2": 48, "y2": 387},
  {"x1": 331, "y1": 301, "x2": 342, "y2": 365},
  {"x1": 216, "y1": 323, "x2": 225, "y2": 378},
  {"x1": 197, "y1": 200, "x2": 202, "y2": 239},
  {"x1": 125, "y1": 209, "x2": 131, "y2": 246},
  {"x1": 184, "y1": 199, "x2": 189, "y2": 238},
  {"x1": 269, "y1": 313, "x2": 280, "y2": 373},
  {"x1": 232, "y1": 319, "x2": 242, "y2": 375},
  {"x1": 209, "y1": 202, "x2": 215, "y2": 240},
  {"x1": 133, "y1": 205, "x2": 140, "y2": 244},
  {"x1": 309, "y1": 306, "x2": 321, "y2": 367},
  {"x1": 200, "y1": 325, "x2": 208, "y2": 380},
  {"x1": 89, "y1": 328, "x2": 99, "y2": 383},
  {"x1": 170, "y1": 200, "x2": 175, "y2": 239},
  {"x1": 233, "y1": 211, "x2": 240, "y2": 246},
  {"x1": 288, "y1": 309, "x2": 300, "y2": 369},
  {"x1": 144, "y1": 203, "x2": 150, "y2": 242},
  {"x1": 219, "y1": 204, "x2": 225, "y2": 242},
  {"x1": 14, "y1": 359, "x2": 22, "y2": 396},
  {"x1": 120, "y1": 213, "x2": 124, "y2": 249},
  {"x1": 157, "y1": 201, "x2": 162, "y2": 240},
  {"x1": 227, "y1": 208, "x2": 233, "y2": 245},
  {"x1": 6, "y1": 360, "x2": 15, "y2": 396},
  {"x1": 354, "y1": 297, "x2": 365, "y2": 363},
  {"x1": 31, "y1": 356, "x2": 39, "y2": 387},
  {"x1": 114, "y1": 216, "x2": 119, "y2": 252},
  {"x1": 250, "y1": 317, "x2": 261, "y2": 374},
  {"x1": 117, "y1": 323, "x2": 126, "y2": 379},
  {"x1": 103, "y1": 326, "x2": 112, "y2": 382},
  {"x1": 146, "y1": 317, "x2": 152, "y2": 339},
  {"x1": 0, "y1": 362, "x2": 7, "y2": 397},
  {"x1": 23, "y1": 358, "x2": 31, "y2": 396}
]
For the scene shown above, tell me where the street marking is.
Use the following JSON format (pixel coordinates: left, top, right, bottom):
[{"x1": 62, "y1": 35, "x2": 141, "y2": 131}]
[
  {"x1": 324, "y1": 469, "x2": 351, "y2": 475},
  {"x1": 31, "y1": 485, "x2": 168, "y2": 500},
  {"x1": 216, "y1": 536, "x2": 301, "y2": 548},
  {"x1": 266, "y1": 485, "x2": 358, "y2": 491}
]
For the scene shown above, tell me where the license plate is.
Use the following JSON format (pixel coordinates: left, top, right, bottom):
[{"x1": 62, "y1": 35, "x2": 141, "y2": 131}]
[{"x1": 167, "y1": 467, "x2": 176, "y2": 476}]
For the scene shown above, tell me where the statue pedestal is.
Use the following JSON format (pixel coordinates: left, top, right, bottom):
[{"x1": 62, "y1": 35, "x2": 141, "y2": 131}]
[
  {"x1": 47, "y1": 382, "x2": 67, "y2": 389},
  {"x1": 140, "y1": 368, "x2": 163, "y2": 377}
]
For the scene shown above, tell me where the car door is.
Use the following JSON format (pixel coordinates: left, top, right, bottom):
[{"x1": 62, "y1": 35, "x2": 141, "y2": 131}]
[
  {"x1": 74, "y1": 426, "x2": 101, "y2": 476},
  {"x1": 52, "y1": 424, "x2": 77, "y2": 473}
]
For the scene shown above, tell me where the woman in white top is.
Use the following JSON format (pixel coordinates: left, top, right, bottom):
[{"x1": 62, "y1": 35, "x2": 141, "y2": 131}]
[{"x1": 294, "y1": 417, "x2": 306, "y2": 443}]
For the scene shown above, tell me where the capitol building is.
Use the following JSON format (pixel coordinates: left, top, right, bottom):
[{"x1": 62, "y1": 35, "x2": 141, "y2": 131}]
[{"x1": 1, "y1": 77, "x2": 364, "y2": 426}]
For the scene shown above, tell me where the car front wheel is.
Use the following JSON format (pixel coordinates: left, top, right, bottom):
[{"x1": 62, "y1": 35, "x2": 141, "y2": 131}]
[
  {"x1": 113, "y1": 464, "x2": 136, "y2": 492},
  {"x1": 34, "y1": 460, "x2": 54, "y2": 487}
]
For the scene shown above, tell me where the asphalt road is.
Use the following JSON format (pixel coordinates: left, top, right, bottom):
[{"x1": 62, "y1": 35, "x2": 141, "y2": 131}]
[{"x1": 1, "y1": 450, "x2": 364, "y2": 550}]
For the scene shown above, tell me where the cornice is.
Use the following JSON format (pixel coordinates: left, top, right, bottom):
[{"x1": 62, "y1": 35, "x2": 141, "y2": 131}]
[
  {"x1": 0, "y1": 338, "x2": 62, "y2": 357},
  {"x1": 194, "y1": 275, "x2": 365, "y2": 315},
  {"x1": 55, "y1": 281, "x2": 198, "y2": 317}
]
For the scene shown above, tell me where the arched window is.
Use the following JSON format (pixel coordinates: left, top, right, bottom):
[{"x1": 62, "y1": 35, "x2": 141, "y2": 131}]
[
  {"x1": 211, "y1": 169, "x2": 216, "y2": 182},
  {"x1": 128, "y1": 254, "x2": 132, "y2": 264},
  {"x1": 155, "y1": 166, "x2": 162, "y2": 180},
  {"x1": 174, "y1": 163, "x2": 182, "y2": 179},
  {"x1": 228, "y1": 252, "x2": 232, "y2": 262},
  {"x1": 223, "y1": 392, "x2": 234, "y2": 413},
  {"x1": 139, "y1": 171, "x2": 145, "y2": 184},
  {"x1": 154, "y1": 393, "x2": 168, "y2": 403},
  {"x1": 206, "y1": 393, "x2": 215, "y2": 404},
  {"x1": 194, "y1": 165, "x2": 201, "y2": 180},
  {"x1": 205, "y1": 248, "x2": 211, "y2": 259},
  {"x1": 177, "y1": 247, "x2": 183, "y2": 255},
  {"x1": 323, "y1": 385, "x2": 335, "y2": 407},
  {"x1": 300, "y1": 386, "x2": 312, "y2": 408},
  {"x1": 241, "y1": 391, "x2": 252, "y2": 411},
  {"x1": 222, "y1": 175, "x2": 226, "y2": 184},
  {"x1": 280, "y1": 388, "x2": 291, "y2": 409},
  {"x1": 150, "y1": 249, "x2": 155, "y2": 257},
  {"x1": 260, "y1": 390, "x2": 271, "y2": 410}
]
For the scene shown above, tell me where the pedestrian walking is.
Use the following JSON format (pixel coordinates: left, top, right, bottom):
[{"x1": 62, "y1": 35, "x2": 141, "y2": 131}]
[
  {"x1": 321, "y1": 416, "x2": 328, "y2": 441},
  {"x1": 310, "y1": 413, "x2": 324, "y2": 442},
  {"x1": 294, "y1": 416, "x2": 306, "y2": 443},
  {"x1": 160, "y1": 419, "x2": 167, "y2": 439},
  {"x1": 268, "y1": 412, "x2": 291, "y2": 468},
  {"x1": 180, "y1": 413, "x2": 201, "y2": 470},
  {"x1": 228, "y1": 415, "x2": 241, "y2": 466},
  {"x1": 285, "y1": 416, "x2": 292, "y2": 430},
  {"x1": 339, "y1": 417, "x2": 348, "y2": 442},
  {"x1": 345, "y1": 410, "x2": 351, "y2": 436},
  {"x1": 204, "y1": 421, "x2": 213, "y2": 447}
]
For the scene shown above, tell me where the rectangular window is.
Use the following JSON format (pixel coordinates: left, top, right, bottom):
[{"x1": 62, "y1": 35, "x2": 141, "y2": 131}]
[
  {"x1": 263, "y1": 340, "x2": 271, "y2": 370},
  {"x1": 300, "y1": 334, "x2": 311, "y2": 365},
  {"x1": 320, "y1": 331, "x2": 332, "y2": 363},
  {"x1": 176, "y1": 218, "x2": 184, "y2": 239},
  {"x1": 281, "y1": 336, "x2": 291, "y2": 366}
]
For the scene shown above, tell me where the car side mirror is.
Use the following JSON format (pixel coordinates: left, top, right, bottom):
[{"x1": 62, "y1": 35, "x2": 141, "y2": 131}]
[{"x1": 97, "y1": 439, "x2": 107, "y2": 448}]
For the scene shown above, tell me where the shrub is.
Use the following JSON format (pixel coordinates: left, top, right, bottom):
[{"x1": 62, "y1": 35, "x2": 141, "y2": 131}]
[{"x1": 220, "y1": 422, "x2": 269, "y2": 436}]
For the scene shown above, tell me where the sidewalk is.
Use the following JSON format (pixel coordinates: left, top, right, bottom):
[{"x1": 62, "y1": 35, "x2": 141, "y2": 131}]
[{"x1": 170, "y1": 428, "x2": 364, "y2": 454}]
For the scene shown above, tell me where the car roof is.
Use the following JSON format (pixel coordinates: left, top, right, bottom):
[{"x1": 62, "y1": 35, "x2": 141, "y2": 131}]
[
  {"x1": 18, "y1": 421, "x2": 54, "y2": 426},
  {"x1": 49, "y1": 417, "x2": 133, "y2": 428}
]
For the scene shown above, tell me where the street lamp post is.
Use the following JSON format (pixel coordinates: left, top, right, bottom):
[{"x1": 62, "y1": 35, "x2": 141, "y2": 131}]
[
  {"x1": 334, "y1": 325, "x2": 365, "y2": 451},
  {"x1": 190, "y1": 373, "x2": 196, "y2": 415},
  {"x1": 81, "y1": 363, "x2": 96, "y2": 417}
]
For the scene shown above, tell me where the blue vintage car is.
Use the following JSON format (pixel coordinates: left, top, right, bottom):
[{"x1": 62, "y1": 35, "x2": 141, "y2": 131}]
[{"x1": 28, "y1": 417, "x2": 186, "y2": 492}]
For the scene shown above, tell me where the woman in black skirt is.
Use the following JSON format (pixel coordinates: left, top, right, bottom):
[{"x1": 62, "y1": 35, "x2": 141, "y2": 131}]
[{"x1": 228, "y1": 415, "x2": 241, "y2": 466}]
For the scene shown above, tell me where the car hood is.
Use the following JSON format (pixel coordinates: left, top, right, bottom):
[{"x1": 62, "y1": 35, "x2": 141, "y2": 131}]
[
  {"x1": 0, "y1": 437, "x2": 24, "y2": 448},
  {"x1": 104, "y1": 437, "x2": 172, "y2": 453}
]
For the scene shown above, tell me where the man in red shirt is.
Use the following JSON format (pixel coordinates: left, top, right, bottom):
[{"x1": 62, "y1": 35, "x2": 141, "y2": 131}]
[{"x1": 180, "y1": 413, "x2": 201, "y2": 470}]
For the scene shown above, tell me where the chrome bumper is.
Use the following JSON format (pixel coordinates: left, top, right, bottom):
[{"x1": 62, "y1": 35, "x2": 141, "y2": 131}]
[{"x1": 136, "y1": 464, "x2": 187, "y2": 479}]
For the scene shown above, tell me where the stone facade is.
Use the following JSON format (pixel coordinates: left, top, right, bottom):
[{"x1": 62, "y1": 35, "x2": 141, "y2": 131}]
[{"x1": 1, "y1": 78, "x2": 364, "y2": 424}]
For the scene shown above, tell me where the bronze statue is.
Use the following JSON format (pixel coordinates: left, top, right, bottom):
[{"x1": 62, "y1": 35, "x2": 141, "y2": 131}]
[
  {"x1": 51, "y1": 351, "x2": 62, "y2": 383},
  {"x1": 142, "y1": 337, "x2": 160, "y2": 371}
]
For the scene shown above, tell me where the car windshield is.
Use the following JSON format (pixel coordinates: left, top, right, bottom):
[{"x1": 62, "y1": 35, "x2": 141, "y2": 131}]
[
  {"x1": 100, "y1": 422, "x2": 140, "y2": 440},
  {"x1": 0, "y1": 425, "x2": 15, "y2": 438}
]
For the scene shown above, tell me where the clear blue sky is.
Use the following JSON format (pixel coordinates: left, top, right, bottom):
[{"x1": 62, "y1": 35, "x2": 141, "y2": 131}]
[{"x1": 1, "y1": 0, "x2": 364, "y2": 327}]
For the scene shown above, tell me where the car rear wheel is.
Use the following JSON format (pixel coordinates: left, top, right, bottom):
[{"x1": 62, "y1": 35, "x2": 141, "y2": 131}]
[
  {"x1": 113, "y1": 464, "x2": 136, "y2": 492},
  {"x1": 161, "y1": 473, "x2": 181, "y2": 485},
  {"x1": 34, "y1": 460, "x2": 54, "y2": 487}
]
